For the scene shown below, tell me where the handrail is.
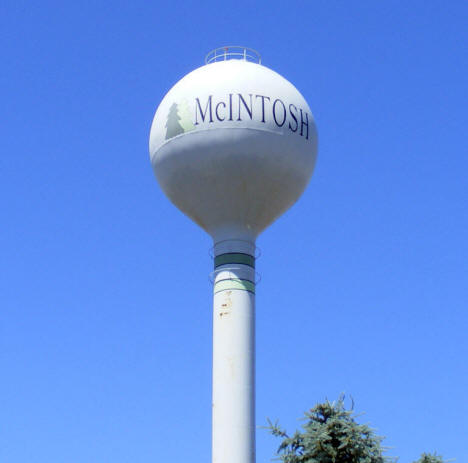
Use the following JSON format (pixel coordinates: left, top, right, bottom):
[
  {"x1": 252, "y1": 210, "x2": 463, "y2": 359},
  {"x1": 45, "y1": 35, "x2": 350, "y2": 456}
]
[{"x1": 205, "y1": 46, "x2": 261, "y2": 65}]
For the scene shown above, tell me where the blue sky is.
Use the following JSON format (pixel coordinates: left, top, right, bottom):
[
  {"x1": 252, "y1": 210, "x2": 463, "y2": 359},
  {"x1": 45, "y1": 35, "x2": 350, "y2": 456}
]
[{"x1": 1, "y1": 1, "x2": 466, "y2": 462}]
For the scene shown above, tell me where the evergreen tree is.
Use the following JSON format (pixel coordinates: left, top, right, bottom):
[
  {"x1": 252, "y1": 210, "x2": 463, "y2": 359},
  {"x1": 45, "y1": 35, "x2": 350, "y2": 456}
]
[
  {"x1": 165, "y1": 103, "x2": 185, "y2": 140},
  {"x1": 413, "y1": 453, "x2": 445, "y2": 463},
  {"x1": 268, "y1": 398, "x2": 447, "y2": 462},
  {"x1": 268, "y1": 396, "x2": 393, "y2": 463}
]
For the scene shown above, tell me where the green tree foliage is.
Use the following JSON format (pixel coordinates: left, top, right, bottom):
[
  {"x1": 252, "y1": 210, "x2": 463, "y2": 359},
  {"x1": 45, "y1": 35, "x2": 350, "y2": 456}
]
[
  {"x1": 268, "y1": 397, "x2": 447, "y2": 463},
  {"x1": 413, "y1": 453, "x2": 445, "y2": 463},
  {"x1": 268, "y1": 397, "x2": 392, "y2": 463}
]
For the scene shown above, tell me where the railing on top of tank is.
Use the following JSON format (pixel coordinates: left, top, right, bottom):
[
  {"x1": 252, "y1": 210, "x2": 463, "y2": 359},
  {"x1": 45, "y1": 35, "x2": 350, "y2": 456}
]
[{"x1": 205, "y1": 46, "x2": 261, "y2": 65}]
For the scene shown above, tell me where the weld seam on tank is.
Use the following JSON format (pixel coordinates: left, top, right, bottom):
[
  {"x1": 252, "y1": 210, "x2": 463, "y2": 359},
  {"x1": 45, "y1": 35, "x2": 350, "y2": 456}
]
[{"x1": 152, "y1": 125, "x2": 313, "y2": 153}]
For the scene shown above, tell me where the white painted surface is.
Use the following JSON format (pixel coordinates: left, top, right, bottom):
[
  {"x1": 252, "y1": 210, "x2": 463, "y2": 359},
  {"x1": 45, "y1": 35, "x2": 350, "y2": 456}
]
[
  {"x1": 212, "y1": 240, "x2": 255, "y2": 463},
  {"x1": 149, "y1": 56, "x2": 318, "y2": 463},
  {"x1": 149, "y1": 59, "x2": 318, "y2": 242}
]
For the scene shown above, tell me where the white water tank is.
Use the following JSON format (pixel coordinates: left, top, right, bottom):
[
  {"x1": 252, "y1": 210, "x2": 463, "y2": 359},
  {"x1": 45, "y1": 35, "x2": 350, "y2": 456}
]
[{"x1": 149, "y1": 47, "x2": 318, "y2": 242}]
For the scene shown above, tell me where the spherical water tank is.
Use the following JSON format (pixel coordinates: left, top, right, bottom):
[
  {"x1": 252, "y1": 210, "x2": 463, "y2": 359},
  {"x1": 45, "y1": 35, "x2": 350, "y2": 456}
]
[{"x1": 149, "y1": 48, "x2": 318, "y2": 242}]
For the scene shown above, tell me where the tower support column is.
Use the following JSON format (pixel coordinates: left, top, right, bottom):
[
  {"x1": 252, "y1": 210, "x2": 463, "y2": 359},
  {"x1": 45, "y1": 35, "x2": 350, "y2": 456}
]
[{"x1": 212, "y1": 239, "x2": 256, "y2": 463}]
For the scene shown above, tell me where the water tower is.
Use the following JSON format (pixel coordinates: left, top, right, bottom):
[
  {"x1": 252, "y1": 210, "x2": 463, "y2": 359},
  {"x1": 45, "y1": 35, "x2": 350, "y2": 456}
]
[{"x1": 149, "y1": 46, "x2": 318, "y2": 463}]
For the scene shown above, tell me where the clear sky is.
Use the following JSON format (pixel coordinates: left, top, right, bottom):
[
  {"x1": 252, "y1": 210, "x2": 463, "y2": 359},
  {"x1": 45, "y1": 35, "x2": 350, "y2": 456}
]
[{"x1": 1, "y1": 1, "x2": 466, "y2": 462}]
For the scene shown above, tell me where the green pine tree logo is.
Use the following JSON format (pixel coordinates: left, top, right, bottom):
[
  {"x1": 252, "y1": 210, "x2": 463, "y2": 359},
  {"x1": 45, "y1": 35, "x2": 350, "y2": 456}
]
[
  {"x1": 165, "y1": 103, "x2": 185, "y2": 140},
  {"x1": 178, "y1": 99, "x2": 195, "y2": 133}
]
